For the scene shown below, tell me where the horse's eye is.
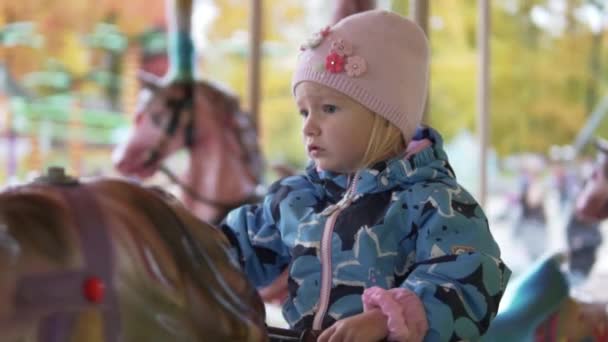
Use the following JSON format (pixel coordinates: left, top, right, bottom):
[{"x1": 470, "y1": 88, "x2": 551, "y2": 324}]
[
  {"x1": 150, "y1": 112, "x2": 164, "y2": 126},
  {"x1": 134, "y1": 112, "x2": 144, "y2": 126}
]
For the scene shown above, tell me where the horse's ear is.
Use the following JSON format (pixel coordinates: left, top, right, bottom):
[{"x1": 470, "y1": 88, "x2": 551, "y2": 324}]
[
  {"x1": 137, "y1": 70, "x2": 163, "y2": 90},
  {"x1": 595, "y1": 137, "x2": 608, "y2": 154}
]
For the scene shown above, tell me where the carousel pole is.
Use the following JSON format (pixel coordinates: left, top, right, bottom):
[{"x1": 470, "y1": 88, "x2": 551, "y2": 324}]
[
  {"x1": 165, "y1": 0, "x2": 195, "y2": 82},
  {"x1": 1, "y1": 94, "x2": 16, "y2": 180},
  {"x1": 477, "y1": 0, "x2": 490, "y2": 207},
  {"x1": 248, "y1": 0, "x2": 262, "y2": 131},
  {"x1": 69, "y1": 98, "x2": 84, "y2": 175},
  {"x1": 26, "y1": 133, "x2": 42, "y2": 173},
  {"x1": 121, "y1": 44, "x2": 140, "y2": 119},
  {"x1": 409, "y1": 1, "x2": 429, "y2": 35},
  {"x1": 331, "y1": 0, "x2": 376, "y2": 25},
  {"x1": 2, "y1": 8, "x2": 17, "y2": 180},
  {"x1": 409, "y1": 0, "x2": 429, "y2": 123}
]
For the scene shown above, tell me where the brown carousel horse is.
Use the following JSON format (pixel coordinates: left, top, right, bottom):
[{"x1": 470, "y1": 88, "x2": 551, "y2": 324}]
[{"x1": 0, "y1": 167, "x2": 266, "y2": 341}]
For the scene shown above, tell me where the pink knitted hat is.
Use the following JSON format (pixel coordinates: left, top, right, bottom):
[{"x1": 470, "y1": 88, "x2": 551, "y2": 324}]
[{"x1": 292, "y1": 10, "x2": 429, "y2": 142}]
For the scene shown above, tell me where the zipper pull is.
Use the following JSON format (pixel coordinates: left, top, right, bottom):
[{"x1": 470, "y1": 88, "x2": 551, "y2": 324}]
[
  {"x1": 321, "y1": 203, "x2": 339, "y2": 216},
  {"x1": 321, "y1": 172, "x2": 360, "y2": 216},
  {"x1": 320, "y1": 192, "x2": 359, "y2": 216}
]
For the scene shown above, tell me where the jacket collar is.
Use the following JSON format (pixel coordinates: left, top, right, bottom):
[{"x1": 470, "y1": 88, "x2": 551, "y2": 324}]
[{"x1": 305, "y1": 126, "x2": 456, "y2": 200}]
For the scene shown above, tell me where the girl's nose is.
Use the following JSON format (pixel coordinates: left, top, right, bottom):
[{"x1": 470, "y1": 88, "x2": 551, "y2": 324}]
[{"x1": 302, "y1": 114, "x2": 320, "y2": 137}]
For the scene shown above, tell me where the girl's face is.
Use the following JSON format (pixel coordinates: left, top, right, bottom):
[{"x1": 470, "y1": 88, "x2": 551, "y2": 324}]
[{"x1": 295, "y1": 81, "x2": 375, "y2": 173}]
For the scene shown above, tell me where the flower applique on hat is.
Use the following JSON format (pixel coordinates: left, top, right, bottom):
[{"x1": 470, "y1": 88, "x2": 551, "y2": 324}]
[
  {"x1": 300, "y1": 26, "x2": 331, "y2": 51},
  {"x1": 324, "y1": 37, "x2": 367, "y2": 77},
  {"x1": 300, "y1": 26, "x2": 368, "y2": 78}
]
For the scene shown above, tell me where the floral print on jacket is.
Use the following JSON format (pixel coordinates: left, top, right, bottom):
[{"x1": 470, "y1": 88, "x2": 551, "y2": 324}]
[{"x1": 221, "y1": 127, "x2": 511, "y2": 341}]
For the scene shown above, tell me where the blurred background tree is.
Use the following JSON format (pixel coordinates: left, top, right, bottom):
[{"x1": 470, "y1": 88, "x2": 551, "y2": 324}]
[{"x1": 2, "y1": 0, "x2": 608, "y2": 181}]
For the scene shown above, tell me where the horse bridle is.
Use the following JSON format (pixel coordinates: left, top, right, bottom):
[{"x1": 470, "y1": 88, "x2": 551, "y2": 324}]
[
  {"x1": 143, "y1": 83, "x2": 196, "y2": 167},
  {"x1": 141, "y1": 82, "x2": 261, "y2": 219}
]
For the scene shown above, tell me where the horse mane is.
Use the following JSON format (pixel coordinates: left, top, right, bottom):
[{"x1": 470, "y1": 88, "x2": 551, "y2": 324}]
[
  {"x1": 194, "y1": 79, "x2": 265, "y2": 184},
  {"x1": 92, "y1": 179, "x2": 265, "y2": 338},
  {"x1": 0, "y1": 191, "x2": 73, "y2": 266}
]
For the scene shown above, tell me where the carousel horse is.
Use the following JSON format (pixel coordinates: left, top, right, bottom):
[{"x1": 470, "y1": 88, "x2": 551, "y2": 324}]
[
  {"x1": 0, "y1": 167, "x2": 267, "y2": 342},
  {"x1": 112, "y1": 74, "x2": 264, "y2": 225},
  {"x1": 576, "y1": 138, "x2": 608, "y2": 222},
  {"x1": 481, "y1": 140, "x2": 608, "y2": 341},
  {"x1": 481, "y1": 253, "x2": 608, "y2": 341}
]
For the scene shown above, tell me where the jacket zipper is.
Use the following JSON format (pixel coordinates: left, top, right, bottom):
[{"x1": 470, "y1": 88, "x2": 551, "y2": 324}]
[{"x1": 313, "y1": 172, "x2": 360, "y2": 330}]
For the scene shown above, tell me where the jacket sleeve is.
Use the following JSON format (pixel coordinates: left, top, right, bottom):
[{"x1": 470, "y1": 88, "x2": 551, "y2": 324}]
[
  {"x1": 396, "y1": 185, "x2": 511, "y2": 342},
  {"x1": 219, "y1": 178, "x2": 295, "y2": 288}
]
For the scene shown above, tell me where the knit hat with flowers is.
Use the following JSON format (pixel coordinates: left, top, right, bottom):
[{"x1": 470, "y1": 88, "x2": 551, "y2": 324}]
[{"x1": 292, "y1": 9, "x2": 429, "y2": 143}]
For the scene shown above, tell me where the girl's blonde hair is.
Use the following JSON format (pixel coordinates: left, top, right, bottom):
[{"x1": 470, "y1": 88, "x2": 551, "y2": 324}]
[{"x1": 359, "y1": 114, "x2": 406, "y2": 168}]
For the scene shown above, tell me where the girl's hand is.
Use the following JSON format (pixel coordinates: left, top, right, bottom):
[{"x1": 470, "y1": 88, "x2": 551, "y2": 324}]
[
  {"x1": 317, "y1": 309, "x2": 388, "y2": 342},
  {"x1": 258, "y1": 270, "x2": 289, "y2": 304}
]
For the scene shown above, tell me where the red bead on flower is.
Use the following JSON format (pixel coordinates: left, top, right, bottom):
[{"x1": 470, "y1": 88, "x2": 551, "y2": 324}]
[{"x1": 325, "y1": 52, "x2": 345, "y2": 73}]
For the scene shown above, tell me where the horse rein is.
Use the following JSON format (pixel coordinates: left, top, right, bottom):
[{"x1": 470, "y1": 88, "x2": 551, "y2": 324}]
[
  {"x1": 140, "y1": 82, "x2": 263, "y2": 215},
  {"x1": 159, "y1": 164, "x2": 262, "y2": 217},
  {"x1": 3, "y1": 175, "x2": 120, "y2": 341}
]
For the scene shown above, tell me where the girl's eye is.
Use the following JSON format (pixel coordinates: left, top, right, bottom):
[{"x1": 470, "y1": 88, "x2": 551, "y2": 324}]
[
  {"x1": 299, "y1": 109, "x2": 309, "y2": 118},
  {"x1": 323, "y1": 104, "x2": 337, "y2": 113}
]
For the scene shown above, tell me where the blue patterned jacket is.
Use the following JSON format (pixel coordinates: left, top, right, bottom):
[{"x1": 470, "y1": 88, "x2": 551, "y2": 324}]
[{"x1": 221, "y1": 127, "x2": 511, "y2": 341}]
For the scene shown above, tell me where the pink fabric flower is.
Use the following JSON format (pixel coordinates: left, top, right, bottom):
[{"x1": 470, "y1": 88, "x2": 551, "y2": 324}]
[
  {"x1": 331, "y1": 38, "x2": 353, "y2": 56},
  {"x1": 345, "y1": 55, "x2": 367, "y2": 77},
  {"x1": 320, "y1": 26, "x2": 331, "y2": 38},
  {"x1": 362, "y1": 286, "x2": 429, "y2": 342},
  {"x1": 325, "y1": 52, "x2": 346, "y2": 73}
]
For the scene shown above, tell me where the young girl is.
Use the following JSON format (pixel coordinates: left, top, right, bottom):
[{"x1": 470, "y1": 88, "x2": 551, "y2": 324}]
[{"x1": 221, "y1": 10, "x2": 510, "y2": 342}]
